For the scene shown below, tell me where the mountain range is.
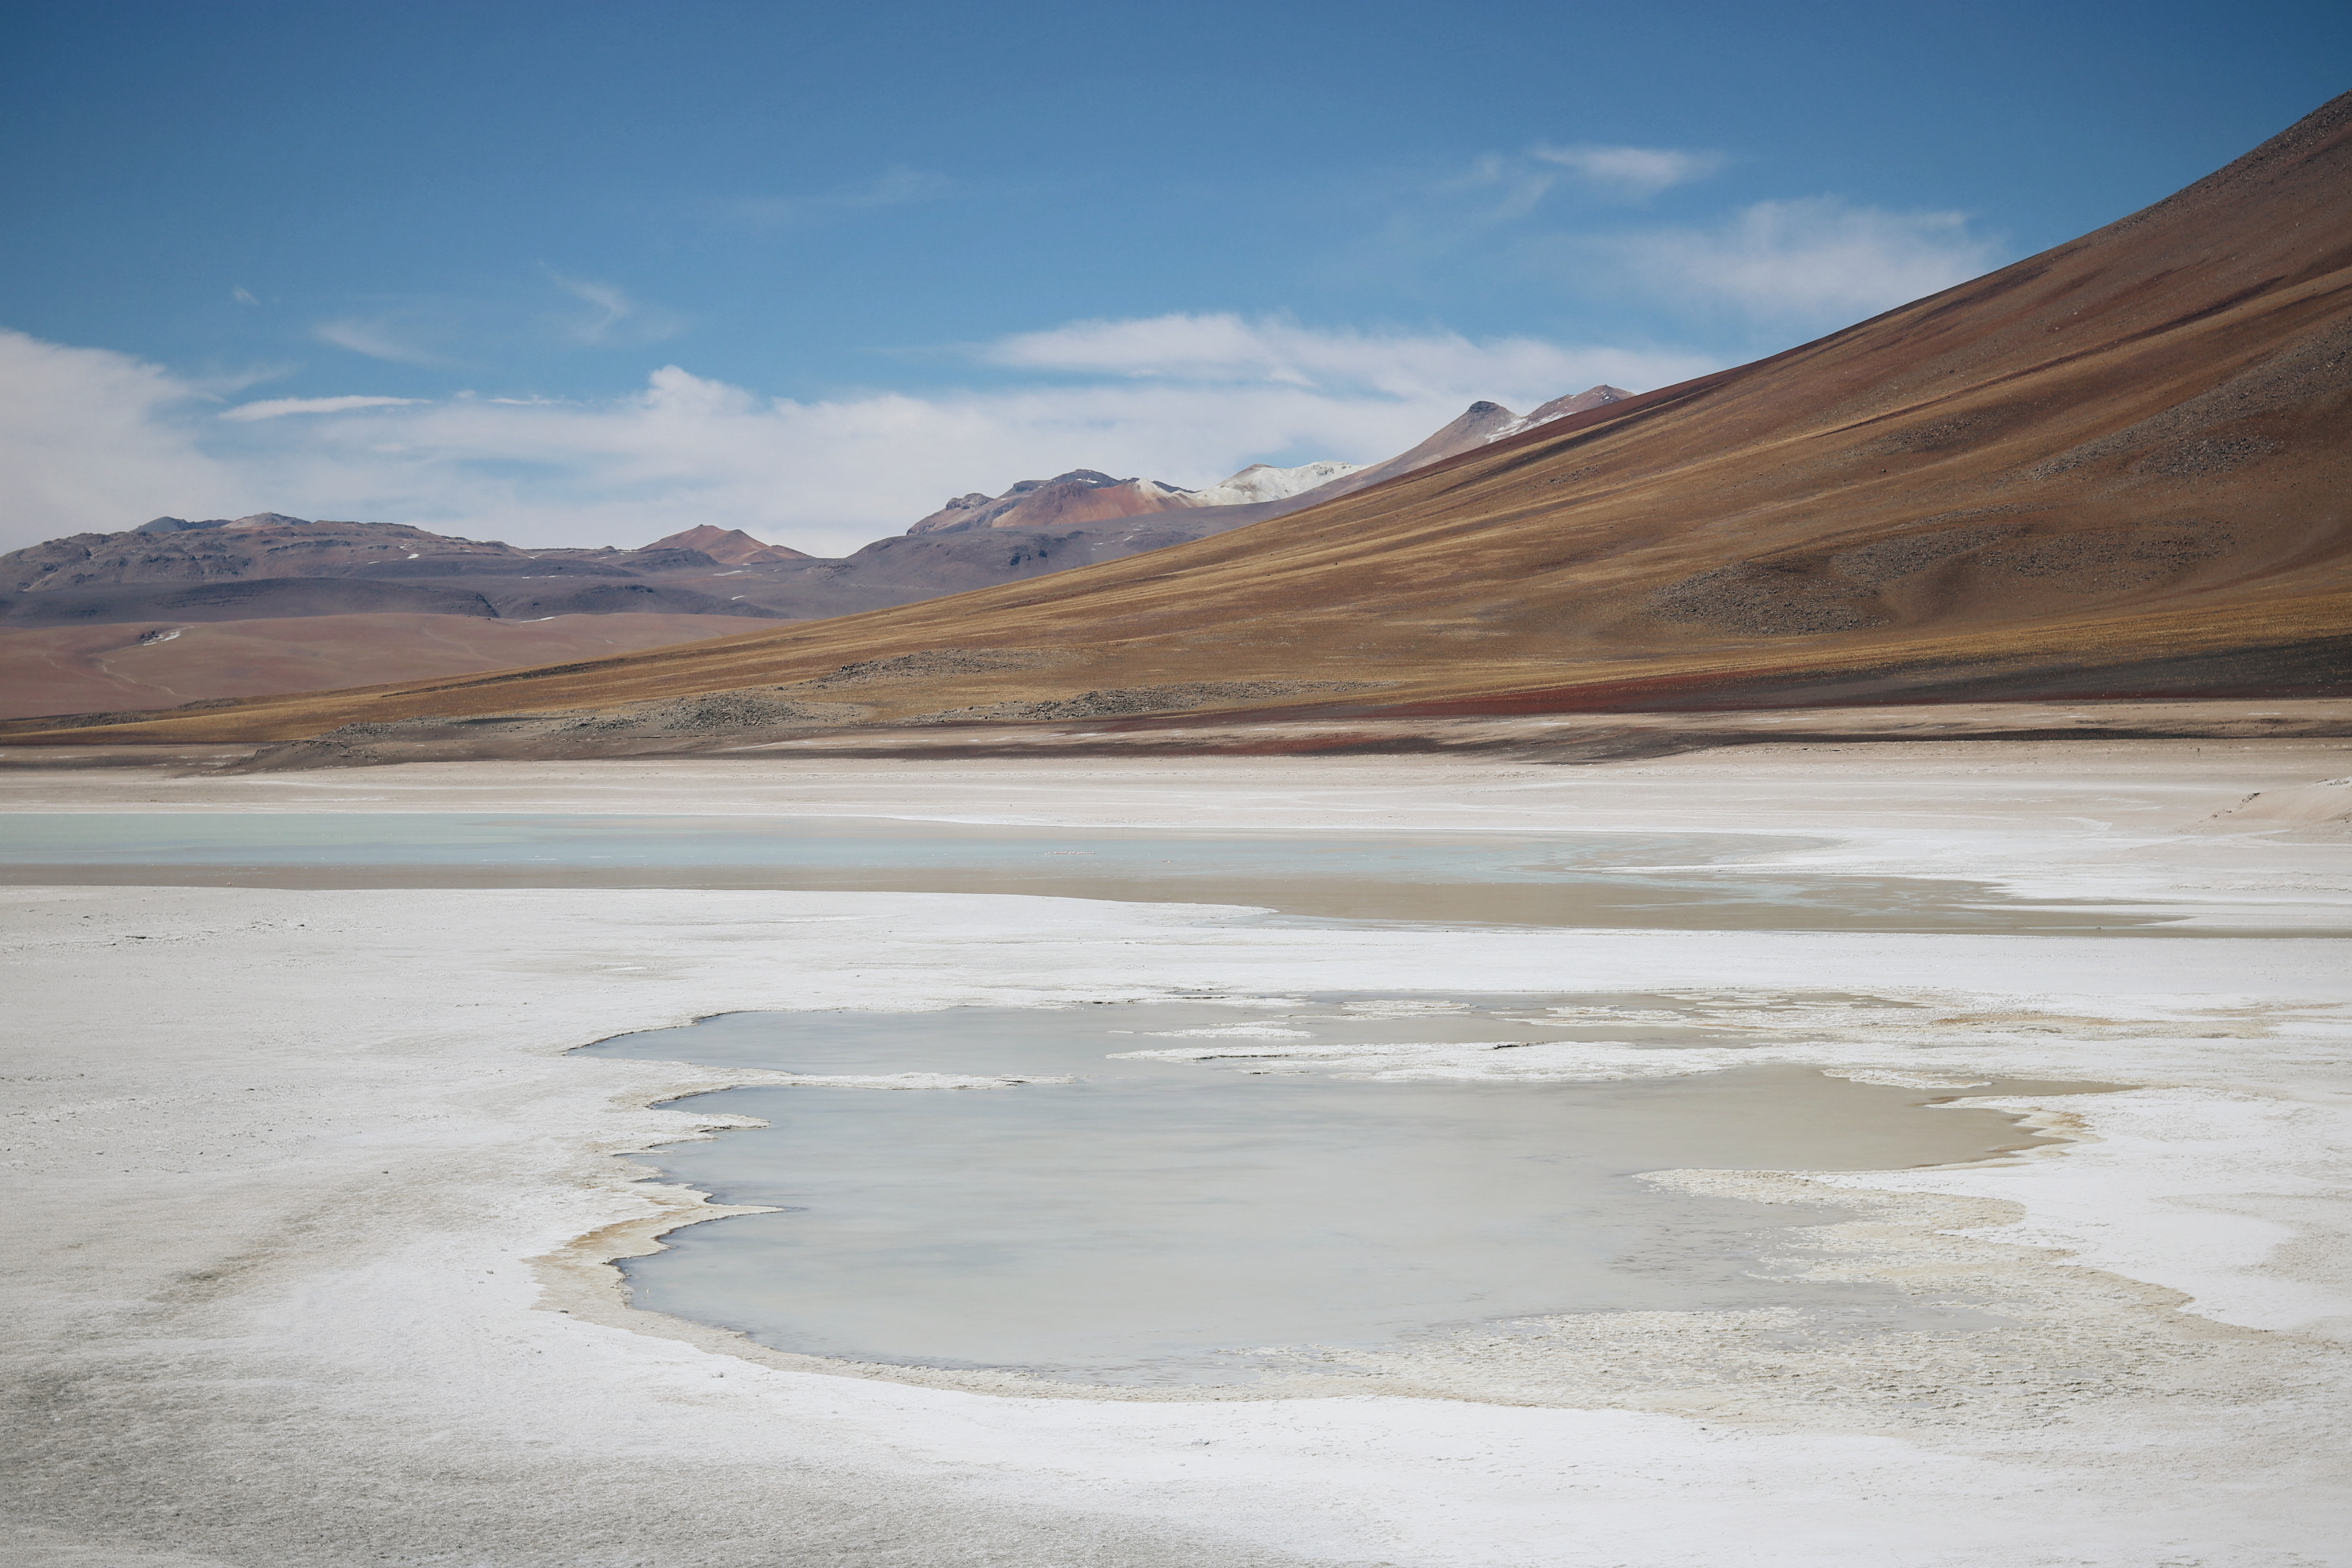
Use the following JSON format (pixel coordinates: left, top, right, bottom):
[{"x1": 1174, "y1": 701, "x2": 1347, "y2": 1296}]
[
  {"x1": 6, "y1": 92, "x2": 2347, "y2": 756},
  {"x1": 0, "y1": 394, "x2": 1623, "y2": 716}
]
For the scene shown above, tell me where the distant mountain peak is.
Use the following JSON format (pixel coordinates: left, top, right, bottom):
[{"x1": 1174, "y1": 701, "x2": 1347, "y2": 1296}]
[
  {"x1": 907, "y1": 470, "x2": 1182, "y2": 535},
  {"x1": 643, "y1": 525, "x2": 812, "y2": 564},
  {"x1": 1514, "y1": 385, "x2": 1633, "y2": 432}
]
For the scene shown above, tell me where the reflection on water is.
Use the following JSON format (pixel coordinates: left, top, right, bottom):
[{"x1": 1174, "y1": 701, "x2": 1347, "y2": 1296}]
[
  {"x1": 0, "y1": 812, "x2": 2169, "y2": 933},
  {"x1": 585, "y1": 1000, "x2": 2113, "y2": 1385}
]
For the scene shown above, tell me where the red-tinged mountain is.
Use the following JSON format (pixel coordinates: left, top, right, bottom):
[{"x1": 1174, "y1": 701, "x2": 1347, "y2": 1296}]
[{"x1": 907, "y1": 471, "x2": 1200, "y2": 533}]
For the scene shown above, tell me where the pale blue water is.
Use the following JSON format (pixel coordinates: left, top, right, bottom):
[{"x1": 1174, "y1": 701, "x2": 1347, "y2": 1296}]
[
  {"x1": 0, "y1": 812, "x2": 2152, "y2": 931},
  {"x1": 584, "y1": 999, "x2": 2106, "y2": 1385},
  {"x1": 0, "y1": 810, "x2": 2134, "y2": 1380},
  {"x1": 0, "y1": 812, "x2": 1751, "y2": 875}
]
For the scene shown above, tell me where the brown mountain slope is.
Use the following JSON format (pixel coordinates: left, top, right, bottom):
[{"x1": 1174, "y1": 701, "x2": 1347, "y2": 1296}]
[
  {"x1": 1304, "y1": 400, "x2": 1527, "y2": 501},
  {"x1": 13, "y1": 93, "x2": 2350, "y2": 750},
  {"x1": 1290, "y1": 385, "x2": 1633, "y2": 507}
]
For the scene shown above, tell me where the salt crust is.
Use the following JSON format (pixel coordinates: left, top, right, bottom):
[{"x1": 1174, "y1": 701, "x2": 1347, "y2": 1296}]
[
  {"x1": 6, "y1": 741, "x2": 2351, "y2": 1566},
  {"x1": 764, "y1": 1071, "x2": 1073, "y2": 1089}
]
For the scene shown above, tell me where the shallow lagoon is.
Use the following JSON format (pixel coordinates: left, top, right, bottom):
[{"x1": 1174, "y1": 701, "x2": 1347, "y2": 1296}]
[
  {"x1": 2, "y1": 812, "x2": 2142, "y2": 1382},
  {"x1": 586, "y1": 1000, "x2": 2113, "y2": 1385},
  {"x1": 0, "y1": 812, "x2": 2169, "y2": 933}
]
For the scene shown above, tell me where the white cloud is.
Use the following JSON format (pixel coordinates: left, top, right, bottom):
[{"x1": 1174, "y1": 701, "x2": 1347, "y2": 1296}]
[
  {"x1": 314, "y1": 317, "x2": 443, "y2": 364},
  {"x1": 1529, "y1": 144, "x2": 1726, "y2": 196},
  {"x1": 220, "y1": 395, "x2": 426, "y2": 422},
  {"x1": 0, "y1": 330, "x2": 257, "y2": 539},
  {"x1": 0, "y1": 318, "x2": 1715, "y2": 557},
  {"x1": 1603, "y1": 197, "x2": 2003, "y2": 323},
  {"x1": 231, "y1": 286, "x2": 259, "y2": 305}
]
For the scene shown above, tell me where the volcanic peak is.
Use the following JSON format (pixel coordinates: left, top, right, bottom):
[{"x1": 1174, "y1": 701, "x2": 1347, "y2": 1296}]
[{"x1": 643, "y1": 525, "x2": 812, "y2": 564}]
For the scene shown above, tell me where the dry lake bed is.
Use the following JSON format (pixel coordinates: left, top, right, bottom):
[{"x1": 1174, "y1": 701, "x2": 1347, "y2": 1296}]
[{"x1": 3, "y1": 738, "x2": 2348, "y2": 1566}]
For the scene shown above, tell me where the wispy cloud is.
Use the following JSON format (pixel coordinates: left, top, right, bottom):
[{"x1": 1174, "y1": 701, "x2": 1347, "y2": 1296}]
[
  {"x1": 1597, "y1": 197, "x2": 2003, "y2": 323},
  {"x1": 231, "y1": 286, "x2": 259, "y2": 305},
  {"x1": 1335, "y1": 141, "x2": 2000, "y2": 342},
  {"x1": 1325, "y1": 140, "x2": 1739, "y2": 299},
  {"x1": 313, "y1": 317, "x2": 443, "y2": 364},
  {"x1": 1437, "y1": 153, "x2": 1557, "y2": 224},
  {"x1": 1529, "y1": 144, "x2": 1726, "y2": 197},
  {"x1": 220, "y1": 394, "x2": 426, "y2": 422},
  {"x1": 983, "y1": 313, "x2": 1707, "y2": 402},
  {"x1": 545, "y1": 273, "x2": 687, "y2": 346},
  {"x1": 1436, "y1": 141, "x2": 1727, "y2": 224},
  {"x1": 718, "y1": 166, "x2": 956, "y2": 228}
]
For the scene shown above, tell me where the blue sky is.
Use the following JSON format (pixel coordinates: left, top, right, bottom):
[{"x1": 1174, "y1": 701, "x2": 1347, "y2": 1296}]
[{"x1": 1, "y1": 0, "x2": 2343, "y2": 552}]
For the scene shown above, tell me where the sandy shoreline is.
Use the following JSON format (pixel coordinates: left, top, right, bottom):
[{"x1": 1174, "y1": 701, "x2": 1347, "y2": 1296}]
[{"x1": 5, "y1": 740, "x2": 2349, "y2": 1565}]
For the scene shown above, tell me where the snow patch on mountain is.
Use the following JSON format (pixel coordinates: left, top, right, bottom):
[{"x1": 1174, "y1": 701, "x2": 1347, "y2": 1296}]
[
  {"x1": 1485, "y1": 385, "x2": 1634, "y2": 443},
  {"x1": 1175, "y1": 459, "x2": 1363, "y2": 508}
]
